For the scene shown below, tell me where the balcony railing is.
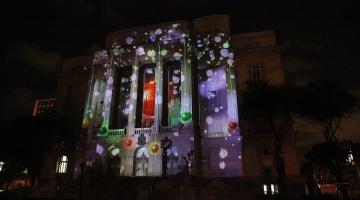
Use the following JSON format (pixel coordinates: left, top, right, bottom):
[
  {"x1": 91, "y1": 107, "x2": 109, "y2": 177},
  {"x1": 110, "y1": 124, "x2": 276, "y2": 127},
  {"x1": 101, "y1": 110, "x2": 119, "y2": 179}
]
[
  {"x1": 108, "y1": 129, "x2": 126, "y2": 137},
  {"x1": 134, "y1": 128, "x2": 152, "y2": 135}
]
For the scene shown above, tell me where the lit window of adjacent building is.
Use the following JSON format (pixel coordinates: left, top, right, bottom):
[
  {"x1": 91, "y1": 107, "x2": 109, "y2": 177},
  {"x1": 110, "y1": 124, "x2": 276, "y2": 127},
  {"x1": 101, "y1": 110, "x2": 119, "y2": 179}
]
[
  {"x1": 56, "y1": 155, "x2": 68, "y2": 174},
  {"x1": 346, "y1": 150, "x2": 354, "y2": 164},
  {"x1": 0, "y1": 161, "x2": 5, "y2": 172},
  {"x1": 263, "y1": 184, "x2": 278, "y2": 195},
  {"x1": 263, "y1": 184, "x2": 268, "y2": 195},
  {"x1": 249, "y1": 65, "x2": 264, "y2": 80}
]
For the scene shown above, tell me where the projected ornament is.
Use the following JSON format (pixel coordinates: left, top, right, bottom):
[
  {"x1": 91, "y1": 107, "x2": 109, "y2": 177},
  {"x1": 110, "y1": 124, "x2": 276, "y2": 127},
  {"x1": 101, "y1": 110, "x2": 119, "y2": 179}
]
[
  {"x1": 180, "y1": 112, "x2": 192, "y2": 121},
  {"x1": 150, "y1": 144, "x2": 160, "y2": 154},
  {"x1": 219, "y1": 161, "x2": 226, "y2": 169},
  {"x1": 161, "y1": 49, "x2": 168, "y2": 56},
  {"x1": 147, "y1": 49, "x2": 156, "y2": 57},
  {"x1": 99, "y1": 126, "x2": 108, "y2": 137},
  {"x1": 155, "y1": 28, "x2": 162, "y2": 35},
  {"x1": 124, "y1": 138, "x2": 133, "y2": 147},
  {"x1": 126, "y1": 37, "x2": 134, "y2": 45},
  {"x1": 136, "y1": 46, "x2": 145, "y2": 55},
  {"x1": 105, "y1": 89, "x2": 112, "y2": 97},
  {"x1": 214, "y1": 36, "x2": 222, "y2": 43},
  {"x1": 223, "y1": 41, "x2": 229, "y2": 49},
  {"x1": 205, "y1": 116, "x2": 214, "y2": 125},
  {"x1": 112, "y1": 48, "x2": 121, "y2": 56},
  {"x1": 220, "y1": 49, "x2": 229, "y2": 57},
  {"x1": 173, "y1": 52, "x2": 182, "y2": 60},
  {"x1": 219, "y1": 148, "x2": 228, "y2": 159},
  {"x1": 228, "y1": 121, "x2": 238, "y2": 131}
]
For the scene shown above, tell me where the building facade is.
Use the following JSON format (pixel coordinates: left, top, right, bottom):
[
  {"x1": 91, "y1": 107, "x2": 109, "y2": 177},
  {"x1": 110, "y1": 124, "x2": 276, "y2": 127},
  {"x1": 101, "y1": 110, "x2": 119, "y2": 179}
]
[{"x1": 52, "y1": 15, "x2": 301, "y2": 188}]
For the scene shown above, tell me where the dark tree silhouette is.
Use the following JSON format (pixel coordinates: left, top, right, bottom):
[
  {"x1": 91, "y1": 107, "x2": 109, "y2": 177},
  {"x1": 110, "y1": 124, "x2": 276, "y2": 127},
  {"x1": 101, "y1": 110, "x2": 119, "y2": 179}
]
[
  {"x1": 300, "y1": 162, "x2": 321, "y2": 196},
  {"x1": 296, "y1": 80, "x2": 357, "y2": 143},
  {"x1": 0, "y1": 114, "x2": 76, "y2": 187},
  {"x1": 305, "y1": 142, "x2": 348, "y2": 199},
  {"x1": 240, "y1": 80, "x2": 298, "y2": 194}
]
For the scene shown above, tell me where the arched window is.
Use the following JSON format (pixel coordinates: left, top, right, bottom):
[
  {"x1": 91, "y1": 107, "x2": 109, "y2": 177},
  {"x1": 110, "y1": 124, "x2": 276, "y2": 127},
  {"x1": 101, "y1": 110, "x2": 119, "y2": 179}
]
[
  {"x1": 134, "y1": 147, "x2": 149, "y2": 176},
  {"x1": 56, "y1": 155, "x2": 68, "y2": 174}
]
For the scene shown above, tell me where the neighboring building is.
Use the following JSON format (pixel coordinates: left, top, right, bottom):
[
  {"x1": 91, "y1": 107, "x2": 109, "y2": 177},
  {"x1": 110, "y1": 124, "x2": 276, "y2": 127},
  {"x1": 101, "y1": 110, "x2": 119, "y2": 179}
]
[
  {"x1": 32, "y1": 98, "x2": 56, "y2": 117},
  {"x1": 38, "y1": 15, "x2": 302, "y2": 198}
]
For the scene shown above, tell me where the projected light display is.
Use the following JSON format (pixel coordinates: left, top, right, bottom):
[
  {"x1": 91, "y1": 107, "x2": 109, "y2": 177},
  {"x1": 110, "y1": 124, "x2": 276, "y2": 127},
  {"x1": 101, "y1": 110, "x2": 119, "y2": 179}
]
[
  {"x1": 81, "y1": 22, "x2": 242, "y2": 177},
  {"x1": 142, "y1": 66, "x2": 156, "y2": 127}
]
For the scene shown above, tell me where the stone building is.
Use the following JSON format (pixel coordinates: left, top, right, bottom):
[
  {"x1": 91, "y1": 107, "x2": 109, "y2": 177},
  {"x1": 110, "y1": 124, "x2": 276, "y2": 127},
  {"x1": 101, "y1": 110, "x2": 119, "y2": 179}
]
[{"x1": 42, "y1": 14, "x2": 302, "y2": 198}]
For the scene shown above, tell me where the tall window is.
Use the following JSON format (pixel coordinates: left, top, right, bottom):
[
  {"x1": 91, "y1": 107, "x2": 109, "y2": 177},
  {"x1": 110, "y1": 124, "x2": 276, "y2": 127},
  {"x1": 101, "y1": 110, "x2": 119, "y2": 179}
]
[
  {"x1": 134, "y1": 147, "x2": 149, "y2": 176},
  {"x1": 141, "y1": 66, "x2": 156, "y2": 127},
  {"x1": 198, "y1": 65, "x2": 228, "y2": 137},
  {"x1": 249, "y1": 65, "x2": 264, "y2": 80},
  {"x1": 112, "y1": 67, "x2": 132, "y2": 128},
  {"x1": 162, "y1": 61, "x2": 181, "y2": 126},
  {"x1": 56, "y1": 155, "x2": 68, "y2": 174}
]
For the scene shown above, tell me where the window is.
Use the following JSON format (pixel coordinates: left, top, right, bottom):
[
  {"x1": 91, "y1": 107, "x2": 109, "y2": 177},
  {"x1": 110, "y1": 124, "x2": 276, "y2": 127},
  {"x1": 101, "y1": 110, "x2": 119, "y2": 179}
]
[
  {"x1": 56, "y1": 155, "x2": 68, "y2": 174},
  {"x1": 263, "y1": 184, "x2": 268, "y2": 195},
  {"x1": 249, "y1": 65, "x2": 264, "y2": 80},
  {"x1": 263, "y1": 184, "x2": 278, "y2": 195},
  {"x1": 0, "y1": 161, "x2": 5, "y2": 172},
  {"x1": 346, "y1": 150, "x2": 354, "y2": 165}
]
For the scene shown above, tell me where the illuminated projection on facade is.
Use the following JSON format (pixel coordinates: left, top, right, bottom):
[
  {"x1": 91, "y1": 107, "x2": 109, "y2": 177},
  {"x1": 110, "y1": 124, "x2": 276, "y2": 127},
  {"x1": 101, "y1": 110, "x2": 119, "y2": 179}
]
[{"x1": 81, "y1": 22, "x2": 242, "y2": 177}]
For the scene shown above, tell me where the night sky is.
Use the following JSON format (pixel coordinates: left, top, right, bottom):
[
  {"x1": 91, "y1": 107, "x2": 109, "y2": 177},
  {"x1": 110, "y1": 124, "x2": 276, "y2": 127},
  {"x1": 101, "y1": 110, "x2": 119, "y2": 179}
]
[{"x1": 2, "y1": 0, "x2": 360, "y2": 151}]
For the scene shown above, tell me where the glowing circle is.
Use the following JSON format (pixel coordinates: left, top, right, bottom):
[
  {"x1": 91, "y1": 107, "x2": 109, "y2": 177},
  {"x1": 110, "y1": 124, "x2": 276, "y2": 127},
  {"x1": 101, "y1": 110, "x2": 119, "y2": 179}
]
[
  {"x1": 126, "y1": 37, "x2": 134, "y2": 45},
  {"x1": 161, "y1": 49, "x2": 168, "y2": 56},
  {"x1": 173, "y1": 52, "x2": 182, "y2": 60},
  {"x1": 96, "y1": 144, "x2": 104, "y2": 155},
  {"x1": 113, "y1": 48, "x2": 120, "y2": 56},
  {"x1": 206, "y1": 69, "x2": 213, "y2": 77},
  {"x1": 149, "y1": 34, "x2": 156, "y2": 42},
  {"x1": 105, "y1": 89, "x2": 112, "y2": 97},
  {"x1": 150, "y1": 144, "x2": 160, "y2": 154},
  {"x1": 181, "y1": 75, "x2": 185, "y2": 82},
  {"x1": 131, "y1": 92, "x2": 137, "y2": 99},
  {"x1": 223, "y1": 41, "x2": 230, "y2": 49},
  {"x1": 124, "y1": 138, "x2": 132, "y2": 147},
  {"x1": 205, "y1": 116, "x2": 213, "y2": 125},
  {"x1": 107, "y1": 77, "x2": 114, "y2": 85},
  {"x1": 214, "y1": 107, "x2": 220, "y2": 113},
  {"x1": 228, "y1": 121, "x2": 238, "y2": 130},
  {"x1": 123, "y1": 108, "x2": 129, "y2": 115},
  {"x1": 219, "y1": 161, "x2": 226, "y2": 169},
  {"x1": 219, "y1": 148, "x2": 228, "y2": 159},
  {"x1": 147, "y1": 49, "x2": 156, "y2": 57},
  {"x1": 156, "y1": 96, "x2": 163, "y2": 105},
  {"x1": 227, "y1": 59, "x2": 234, "y2": 66},
  {"x1": 136, "y1": 46, "x2": 145, "y2": 55},
  {"x1": 130, "y1": 74, "x2": 137, "y2": 81},
  {"x1": 173, "y1": 132, "x2": 179, "y2": 137},
  {"x1": 128, "y1": 105, "x2": 133, "y2": 111},
  {"x1": 220, "y1": 49, "x2": 229, "y2": 57},
  {"x1": 214, "y1": 36, "x2": 222, "y2": 43},
  {"x1": 229, "y1": 52, "x2": 234, "y2": 59},
  {"x1": 181, "y1": 112, "x2": 192, "y2": 121},
  {"x1": 172, "y1": 75, "x2": 180, "y2": 84},
  {"x1": 155, "y1": 28, "x2": 162, "y2": 35}
]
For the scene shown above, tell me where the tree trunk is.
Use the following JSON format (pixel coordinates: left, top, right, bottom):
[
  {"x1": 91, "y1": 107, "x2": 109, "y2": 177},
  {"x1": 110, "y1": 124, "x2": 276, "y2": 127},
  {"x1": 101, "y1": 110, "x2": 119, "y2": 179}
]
[{"x1": 275, "y1": 145, "x2": 287, "y2": 195}]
